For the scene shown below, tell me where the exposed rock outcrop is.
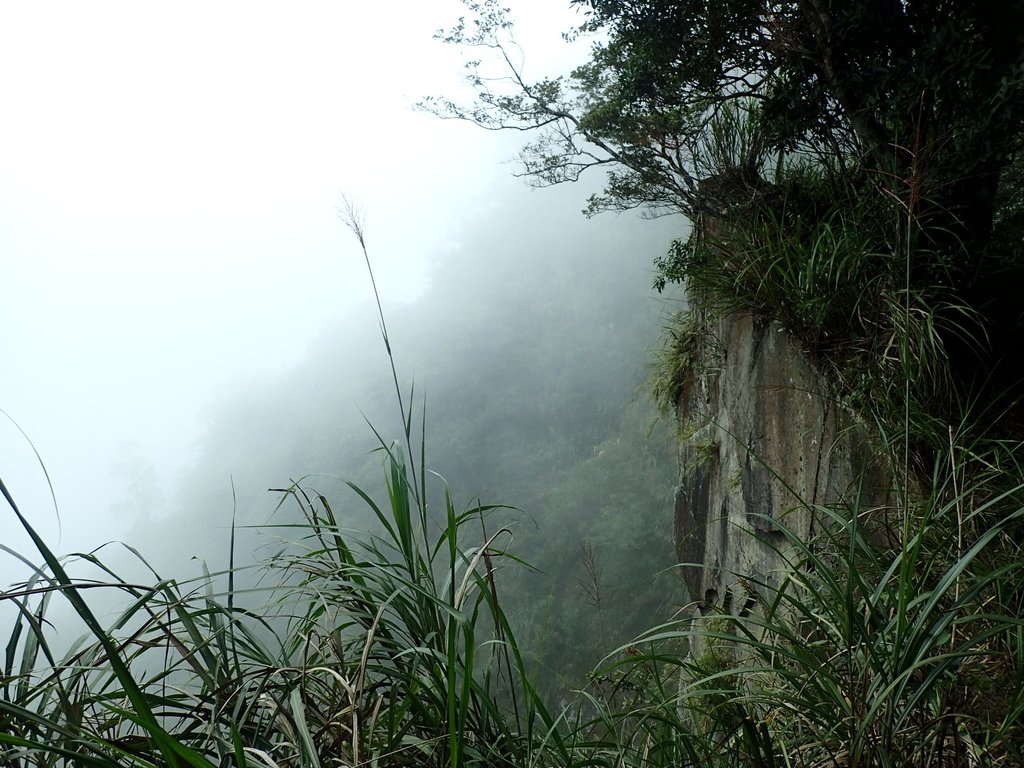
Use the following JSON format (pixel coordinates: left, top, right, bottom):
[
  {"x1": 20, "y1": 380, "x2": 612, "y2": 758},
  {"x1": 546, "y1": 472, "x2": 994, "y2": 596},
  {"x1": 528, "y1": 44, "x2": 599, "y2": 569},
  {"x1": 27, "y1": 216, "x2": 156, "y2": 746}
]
[{"x1": 673, "y1": 310, "x2": 893, "y2": 608}]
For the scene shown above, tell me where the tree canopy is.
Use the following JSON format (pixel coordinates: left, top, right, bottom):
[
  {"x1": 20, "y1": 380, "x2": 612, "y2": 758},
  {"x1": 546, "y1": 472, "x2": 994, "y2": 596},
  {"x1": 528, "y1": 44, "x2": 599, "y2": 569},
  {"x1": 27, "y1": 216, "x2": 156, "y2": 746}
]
[
  {"x1": 428, "y1": 1, "x2": 1024, "y2": 235},
  {"x1": 426, "y1": 0, "x2": 1024, "y2": 439}
]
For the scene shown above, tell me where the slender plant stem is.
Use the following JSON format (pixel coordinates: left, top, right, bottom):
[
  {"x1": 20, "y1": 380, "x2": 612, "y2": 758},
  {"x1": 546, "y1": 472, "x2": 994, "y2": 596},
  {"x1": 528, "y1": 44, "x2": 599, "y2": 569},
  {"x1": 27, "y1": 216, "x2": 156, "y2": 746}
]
[{"x1": 338, "y1": 194, "x2": 424, "y2": 514}]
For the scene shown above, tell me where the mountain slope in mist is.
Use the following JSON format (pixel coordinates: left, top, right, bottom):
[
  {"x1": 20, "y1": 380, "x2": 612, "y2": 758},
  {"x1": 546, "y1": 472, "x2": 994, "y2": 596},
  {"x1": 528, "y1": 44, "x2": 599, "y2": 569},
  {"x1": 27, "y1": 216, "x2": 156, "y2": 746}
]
[{"x1": 130, "y1": 183, "x2": 687, "y2": 695}]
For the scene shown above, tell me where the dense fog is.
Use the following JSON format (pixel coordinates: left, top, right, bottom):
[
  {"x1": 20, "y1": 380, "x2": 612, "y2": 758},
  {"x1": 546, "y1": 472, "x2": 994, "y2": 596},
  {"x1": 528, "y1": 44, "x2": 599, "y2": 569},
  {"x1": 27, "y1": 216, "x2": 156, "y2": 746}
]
[
  {"x1": 1, "y1": 2, "x2": 574, "y2": 556},
  {"x1": 1, "y1": 2, "x2": 688, "y2": 694}
]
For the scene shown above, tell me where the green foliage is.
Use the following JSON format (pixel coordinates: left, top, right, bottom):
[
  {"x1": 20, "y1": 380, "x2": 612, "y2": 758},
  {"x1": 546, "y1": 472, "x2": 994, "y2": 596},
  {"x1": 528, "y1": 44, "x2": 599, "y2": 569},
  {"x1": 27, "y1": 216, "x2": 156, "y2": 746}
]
[
  {"x1": 503, "y1": 403, "x2": 680, "y2": 703},
  {"x1": 0, "y1": 192, "x2": 684, "y2": 766},
  {"x1": 652, "y1": 157, "x2": 1001, "y2": 473},
  {"x1": 0, "y1": 446, "x2": 559, "y2": 767},
  {"x1": 154, "y1": 185, "x2": 683, "y2": 710},
  {"x1": 571, "y1": 446, "x2": 1024, "y2": 767},
  {"x1": 650, "y1": 308, "x2": 711, "y2": 414},
  {"x1": 3, "y1": 214, "x2": 1024, "y2": 768},
  {"x1": 7, "y1": 414, "x2": 1023, "y2": 766},
  {"x1": 433, "y1": 0, "x2": 1024, "y2": 249},
  {"x1": 431, "y1": 0, "x2": 1024, "y2": 450},
  {"x1": 265, "y1": 455, "x2": 556, "y2": 767}
]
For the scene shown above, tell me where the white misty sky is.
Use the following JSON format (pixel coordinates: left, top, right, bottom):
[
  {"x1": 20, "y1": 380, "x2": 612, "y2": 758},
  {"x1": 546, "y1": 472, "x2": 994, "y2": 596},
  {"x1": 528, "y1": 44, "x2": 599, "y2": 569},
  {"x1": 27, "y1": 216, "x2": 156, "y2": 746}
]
[{"x1": 0, "y1": 1, "x2": 588, "y2": 573}]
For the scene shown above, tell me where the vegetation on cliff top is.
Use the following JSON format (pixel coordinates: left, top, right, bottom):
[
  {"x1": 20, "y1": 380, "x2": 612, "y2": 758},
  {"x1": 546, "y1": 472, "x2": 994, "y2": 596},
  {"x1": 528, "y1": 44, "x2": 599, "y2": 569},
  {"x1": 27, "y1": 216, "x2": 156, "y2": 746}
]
[{"x1": 428, "y1": 0, "x2": 1024, "y2": 451}]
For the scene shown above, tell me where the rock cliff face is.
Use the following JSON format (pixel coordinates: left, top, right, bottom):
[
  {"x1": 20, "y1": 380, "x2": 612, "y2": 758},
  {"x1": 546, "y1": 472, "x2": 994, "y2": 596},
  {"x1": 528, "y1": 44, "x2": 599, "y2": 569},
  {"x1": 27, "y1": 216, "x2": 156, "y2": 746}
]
[{"x1": 673, "y1": 310, "x2": 892, "y2": 610}]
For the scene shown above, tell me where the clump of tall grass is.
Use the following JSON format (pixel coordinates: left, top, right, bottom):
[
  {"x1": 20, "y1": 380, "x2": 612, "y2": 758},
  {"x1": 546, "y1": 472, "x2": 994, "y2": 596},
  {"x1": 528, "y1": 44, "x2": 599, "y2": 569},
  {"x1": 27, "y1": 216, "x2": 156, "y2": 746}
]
[
  {"x1": 0, "y1": 447, "x2": 557, "y2": 766},
  {"x1": 566, "y1": 462, "x2": 1024, "y2": 766},
  {"x1": 649, "y1": 307, "x2": 713, "y2": 415}
]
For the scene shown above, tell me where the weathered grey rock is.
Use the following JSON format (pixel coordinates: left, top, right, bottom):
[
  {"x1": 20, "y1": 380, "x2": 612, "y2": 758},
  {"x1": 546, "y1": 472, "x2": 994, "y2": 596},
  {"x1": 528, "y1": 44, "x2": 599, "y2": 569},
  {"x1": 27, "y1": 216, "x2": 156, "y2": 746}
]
[
  {"x1": 674, "y1": 311, "x2": 892, "y2": 607},
  {"x1": 672, "y1": 310, "x2": 894, "y2": 732}
]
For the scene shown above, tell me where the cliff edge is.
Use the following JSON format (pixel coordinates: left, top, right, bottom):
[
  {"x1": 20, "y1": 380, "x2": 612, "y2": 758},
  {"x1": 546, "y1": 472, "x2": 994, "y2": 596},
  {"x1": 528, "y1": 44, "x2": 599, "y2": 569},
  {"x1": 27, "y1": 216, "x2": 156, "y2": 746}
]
[{"x1": 673, "y1": 309, "x2": 893, "y2": 610}]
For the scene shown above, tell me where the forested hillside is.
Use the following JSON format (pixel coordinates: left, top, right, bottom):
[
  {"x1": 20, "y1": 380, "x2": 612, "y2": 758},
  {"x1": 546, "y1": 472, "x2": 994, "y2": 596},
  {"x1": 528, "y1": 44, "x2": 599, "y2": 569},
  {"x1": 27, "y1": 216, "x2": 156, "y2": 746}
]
[{"x1": 126, "y1": 181, "x2": 685, "y2": 700}]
